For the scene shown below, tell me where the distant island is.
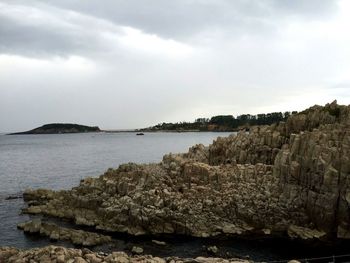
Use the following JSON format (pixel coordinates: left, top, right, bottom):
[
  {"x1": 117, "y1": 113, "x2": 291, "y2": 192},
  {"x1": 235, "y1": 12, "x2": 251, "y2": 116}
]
[
  {"x1": 140, "y1": 111, "x2": 298, "y2": 132},
  {"x1": 9, "y1": 123, "x2": 101, "y2": 135}
]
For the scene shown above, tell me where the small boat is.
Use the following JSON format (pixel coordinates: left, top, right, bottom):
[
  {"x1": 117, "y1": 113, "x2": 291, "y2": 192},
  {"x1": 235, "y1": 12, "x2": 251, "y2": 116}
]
[{"x1": 136, "y1": 133, "x2": 144, "y2": 136}]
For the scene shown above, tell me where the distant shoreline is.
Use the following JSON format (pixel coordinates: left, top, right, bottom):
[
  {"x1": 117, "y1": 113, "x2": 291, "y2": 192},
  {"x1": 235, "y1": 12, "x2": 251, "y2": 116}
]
[
  {"x1": 5, "y1": 129, "x2": 235, "y2": 135},
  {"x1": 105, "y1": 129, "x2": 236, "y2": 133},
  {"x1": 8, "y1": 123, "x2": 101, "y2": 135}
]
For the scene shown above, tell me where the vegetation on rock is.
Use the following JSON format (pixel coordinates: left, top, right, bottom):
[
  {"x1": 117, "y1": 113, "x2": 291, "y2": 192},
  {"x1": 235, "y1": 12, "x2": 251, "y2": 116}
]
[{"x1": 9, "y1": 123, "x2": 101, "y2": 135}]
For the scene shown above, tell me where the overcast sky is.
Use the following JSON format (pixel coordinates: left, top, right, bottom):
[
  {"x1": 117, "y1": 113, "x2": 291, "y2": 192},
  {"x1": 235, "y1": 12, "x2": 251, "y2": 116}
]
[{"x1": 1, "y1": 0, "x2": 350, "y2": 132}]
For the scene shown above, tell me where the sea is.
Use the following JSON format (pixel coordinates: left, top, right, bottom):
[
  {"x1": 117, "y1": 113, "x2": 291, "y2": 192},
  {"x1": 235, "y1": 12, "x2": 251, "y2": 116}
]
[{"x1": 0, "y1": 132, "x2": 349, "y2": 262}]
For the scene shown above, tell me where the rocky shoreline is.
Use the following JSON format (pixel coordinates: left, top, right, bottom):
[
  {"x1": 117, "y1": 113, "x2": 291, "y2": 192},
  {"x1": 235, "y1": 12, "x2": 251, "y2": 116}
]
[
  {"x1": 17, "y1": 219, "x2": 112, "y2": 246},
  {"x1": 0, "y1": 245, "x2": 251, "y2": 263},
  {"x1": 2, "y1": 101, "x2": 350, "y2": 262}
]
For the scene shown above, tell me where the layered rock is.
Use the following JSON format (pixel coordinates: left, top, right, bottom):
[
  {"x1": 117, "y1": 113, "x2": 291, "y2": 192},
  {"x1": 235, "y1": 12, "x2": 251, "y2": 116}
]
[
  {"x1": 21, "y1": 101, "x2": 350, "y2": 241},
  {"x1": 274, "y1": 123, "x2": 350, "y2": 238},
  {"x1": 23, "y1": 162, "x2": 286, "y2": 237},
  {"x1": 208, "y1": 100, "x2": 349, "y2": 166},
  {"x1": 0, "y1": 246, "x2": 250, "y2": 263},
  {"x1": 17, "y1": 219, "x2": 112, "y2": 246},
  {"x1": 208, "y1": 126, "x2": 286, "y2": 165}
]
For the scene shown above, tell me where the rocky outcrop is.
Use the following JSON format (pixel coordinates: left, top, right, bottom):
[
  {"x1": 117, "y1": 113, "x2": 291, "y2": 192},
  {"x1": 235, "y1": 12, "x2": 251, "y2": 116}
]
[
  {"x1": 17, "y1": 219, "x2": 112, "y2": 246},
  {"x1": 208, "y1": 126, "x2": 286, "y2": 165},
  {"x1": 21, "y1": 101, "x2": 350, "y2": 242},
  {"x1": 0, "y1": 246, "x2": 250, "y2": 263},
  {"x1": 23, "y1": 162, "x2": 286, "y2": 238},
  {"x1": 274, "y1": 122, "x2": 350, "y2": 238},
  {"x1": 208, "y1": 100, "x2": 349, "y2": 166}
]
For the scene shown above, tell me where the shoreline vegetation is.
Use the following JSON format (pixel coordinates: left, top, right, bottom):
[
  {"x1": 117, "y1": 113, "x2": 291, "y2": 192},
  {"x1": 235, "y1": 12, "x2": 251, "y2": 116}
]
[
  {"x1": 139, "y1": 111, "x2": 297, "y2": 132},
  {"x1": 8, "y1": 110, "x2": 299, "y2": 135},
  {"x1": 2, "y1": 100, "x2": 350, "y2": 263}
]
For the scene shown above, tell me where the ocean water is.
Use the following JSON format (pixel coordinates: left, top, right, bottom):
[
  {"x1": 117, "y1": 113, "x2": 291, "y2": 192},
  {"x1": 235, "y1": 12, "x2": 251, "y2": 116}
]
[
  {"x1": 0, "y1": 132, "x2": 349, "y2": 261},
  {"x1": 0, "y1": 132, "x2": 231, "y2": 196},
  {"x1": 0, "y1": 132, "x2": 231, "y2": 248}
]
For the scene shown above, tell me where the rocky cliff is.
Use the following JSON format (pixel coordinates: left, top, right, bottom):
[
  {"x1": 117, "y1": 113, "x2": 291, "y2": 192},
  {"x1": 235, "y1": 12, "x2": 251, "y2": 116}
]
[{"x1": 21, "y1": 101, "x2": 350, "y2": 242}]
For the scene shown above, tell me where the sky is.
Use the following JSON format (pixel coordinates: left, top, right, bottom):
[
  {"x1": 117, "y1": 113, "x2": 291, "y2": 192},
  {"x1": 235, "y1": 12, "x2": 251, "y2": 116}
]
[{"x1": 1, "y1": 0, "x2": 350, "y2": 132}]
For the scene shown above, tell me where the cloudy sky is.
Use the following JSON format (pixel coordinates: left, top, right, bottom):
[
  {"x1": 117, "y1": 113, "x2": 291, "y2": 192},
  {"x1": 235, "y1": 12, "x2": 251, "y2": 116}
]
[{"x1": 1, "y1": 0, "x2": 350, "y2": 132}]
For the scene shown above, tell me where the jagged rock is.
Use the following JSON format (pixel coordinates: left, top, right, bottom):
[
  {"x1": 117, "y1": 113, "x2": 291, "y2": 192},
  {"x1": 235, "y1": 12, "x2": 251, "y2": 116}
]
[
  {"x1": 209, "y1": 127, "x2": 287, "y2": 166},
  {"x1": 207, "y1": 245, "x2": 219, "y2": 255},
  {"x1": 21, "y1": 102, "x2": 350, "y2": 242},
  {"x1": 152, "y1": 240, "x2": 167, "y2": 246},
  {"x1": 131, "y1": 246, "x2": 144, "y2": 254},
  {"x1": 287, "y1": 225, "x2": 326, "y2": 240},
  {"x1": 85, "y1": 253, "x2": 103, "y2": 263},
  {"x1": 274, "y1": 122, "x2": 350, "y2": 237},
  {"x1": 22, "y1": 162, "x2": 282, "y2": 238},
  {"x1": 0, "y1": 246, "x2": 251, "y2": 263},
  {"x1": 186, "y1": 144, "x2": 210, "y2": 163},
  {"x1": 17, "y1": 219, "x2": 112, "y2": 246}
]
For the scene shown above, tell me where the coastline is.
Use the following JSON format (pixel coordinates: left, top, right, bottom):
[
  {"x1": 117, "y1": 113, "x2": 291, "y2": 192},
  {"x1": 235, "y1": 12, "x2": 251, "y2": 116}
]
[
  {"x1": 1, "y1": 101, "x2": 350, "y2": 262},
  {"x1": 6, "y1": 129, "x2": 237, "y2": 135}
]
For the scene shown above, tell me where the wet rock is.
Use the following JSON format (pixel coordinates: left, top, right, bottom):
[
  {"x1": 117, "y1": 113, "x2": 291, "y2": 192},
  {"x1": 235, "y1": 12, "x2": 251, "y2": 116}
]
[
  {"x1": 5, "y1": 195, "x2": 22, "y2": 200},
  {"x1": 287, "y1": 225, "x2": 326, "y2": 240},
  {"x1": 152, "y1": 240, "x2": 167, "y2": 246},
  {"x1": 207, "y1": 246, "x2": 218, "y2": 255},
  {"x1": 17, "y1": 219, "x2": 112, "y2": 246},
  {"x1": 131, "y1": 246, "x2": 144, "y2": 254}
]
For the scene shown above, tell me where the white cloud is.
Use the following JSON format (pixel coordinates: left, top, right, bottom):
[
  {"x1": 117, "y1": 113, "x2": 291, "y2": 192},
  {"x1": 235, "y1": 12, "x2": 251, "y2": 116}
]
[{"x1": 116, "y1": 27, "x2": 193, "y2": 58}]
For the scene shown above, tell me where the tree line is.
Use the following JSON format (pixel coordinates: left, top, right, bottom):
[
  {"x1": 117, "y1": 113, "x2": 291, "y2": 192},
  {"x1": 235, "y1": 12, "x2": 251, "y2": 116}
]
[{"x1": 143, "y1": 111, "x2": 297, "y2": 132}]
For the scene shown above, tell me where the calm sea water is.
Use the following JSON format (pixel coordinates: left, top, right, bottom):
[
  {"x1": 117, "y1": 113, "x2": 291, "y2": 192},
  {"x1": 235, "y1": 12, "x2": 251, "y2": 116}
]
[
  {"x1": 0, "y1": 132, "x2": 231, "y2": 196},
  {"x1": 1, "y1": 132, "x2": 348, "y2": 261},
  {"x1": 0, "y1": 132, "x2": 231, "y2": 248}
]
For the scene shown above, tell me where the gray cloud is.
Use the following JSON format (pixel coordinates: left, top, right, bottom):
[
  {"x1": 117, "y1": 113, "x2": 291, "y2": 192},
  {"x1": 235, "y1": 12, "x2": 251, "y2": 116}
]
[
  {"x1": 39, "y1": 0, "x2": 338, "y2": 38},
  {"x1": 0, "y1": 0, "x2": 349, "y2": 132},
  {"x1": 0, "y1": 0, "x2": 339, "y2": 58},
  {"x1": 0, "y1": 2, "x2": 122, "y2": 58}
]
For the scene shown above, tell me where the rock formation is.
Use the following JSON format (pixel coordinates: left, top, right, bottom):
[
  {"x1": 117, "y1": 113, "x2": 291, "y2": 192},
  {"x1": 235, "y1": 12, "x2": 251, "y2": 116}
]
[
  {"x1": 0, "y1": 246, "x2": 250, "y2": 263},
  {"x1": 21, "y1": 101, "x2": 350, "y2": 242},
  {"x1": 17, "y1": 219, "x2": 112, "y2": 246}
]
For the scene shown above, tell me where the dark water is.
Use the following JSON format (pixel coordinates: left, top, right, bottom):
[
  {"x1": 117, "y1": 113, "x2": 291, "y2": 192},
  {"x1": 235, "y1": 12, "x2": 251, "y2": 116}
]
[{"x1": 1, "y1": 132, "x2": 349, "y2": 262}]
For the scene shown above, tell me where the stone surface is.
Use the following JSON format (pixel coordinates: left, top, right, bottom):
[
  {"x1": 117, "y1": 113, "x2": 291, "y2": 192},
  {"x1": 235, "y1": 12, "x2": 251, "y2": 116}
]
[
  {"x1": 20, "y1": 101, "x2": 350, "y2": 241},
  {"x1": 207, "y1": 245, "x2": 219, "y2": 255},
  {"x1": 17, "y1": 219, "x2": 112, "y2": 246},
  {"x1": 0, "y1": 246, "x2": 250, "y2": 263},
  {"x1": 131, "y1": 246, "x2": 144, "y2": 255},
  {"x1": 151, "y1": 240, "x2": 167, "y2": 246}
]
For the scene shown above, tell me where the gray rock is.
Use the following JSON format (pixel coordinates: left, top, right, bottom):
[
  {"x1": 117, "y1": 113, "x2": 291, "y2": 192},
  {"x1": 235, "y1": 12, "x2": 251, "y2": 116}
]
[
  {"x1": 207, "y1": 245, "x2": 218, "y2": 255},
  {"x1": 17, "y1": 220, "x2": 111, "y2": 246},
  {"x1": 131, "y1": 246, "x2": 144, "y2": 254},
  {"x1": 21, "y1": 101, "x2": 350, "y2": 242}
]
